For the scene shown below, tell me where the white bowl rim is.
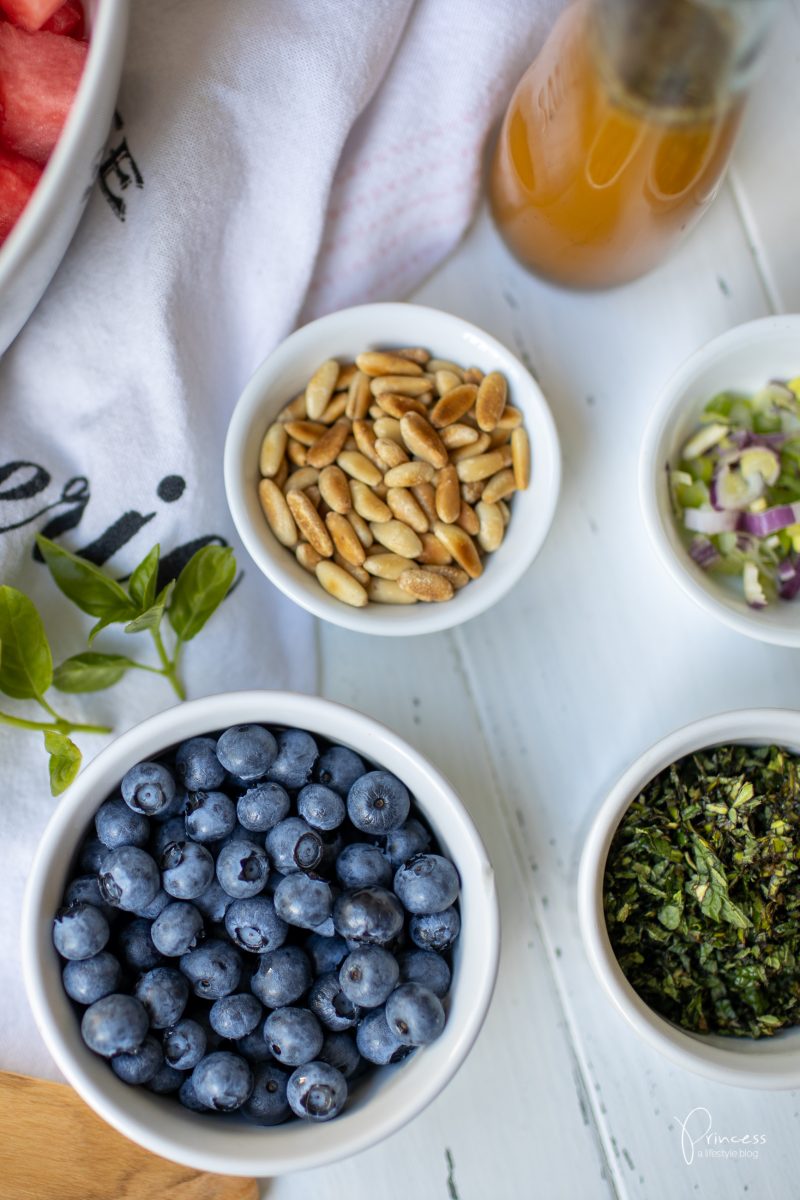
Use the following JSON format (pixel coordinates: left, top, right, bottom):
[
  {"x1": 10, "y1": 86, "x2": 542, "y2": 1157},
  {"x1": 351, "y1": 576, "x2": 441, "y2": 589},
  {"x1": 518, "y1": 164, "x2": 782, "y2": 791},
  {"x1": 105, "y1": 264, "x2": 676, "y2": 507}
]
[
  {"x1": 0, "y1": 0, "x2": 130, "y2": 287},
  {"x1": 578, "y1": 706, "x2": 800, "y2": 1089},
  {"x1": 224, "y1": 301, "x2": 562, "y2": 637},
  {"x1": 639, "y1": 313, "x2": 800, "y2": 648},
  {"x1": 22, "y1": 689, "x2": 500, "y2": 1175}
]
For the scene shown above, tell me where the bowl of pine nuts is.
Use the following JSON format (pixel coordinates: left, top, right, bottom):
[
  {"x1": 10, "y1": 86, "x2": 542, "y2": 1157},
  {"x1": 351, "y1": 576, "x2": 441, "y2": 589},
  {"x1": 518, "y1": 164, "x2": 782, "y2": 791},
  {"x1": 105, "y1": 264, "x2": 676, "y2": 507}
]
[{"x1": 224, "y1": 303, "x2": 561, "y2": 635}]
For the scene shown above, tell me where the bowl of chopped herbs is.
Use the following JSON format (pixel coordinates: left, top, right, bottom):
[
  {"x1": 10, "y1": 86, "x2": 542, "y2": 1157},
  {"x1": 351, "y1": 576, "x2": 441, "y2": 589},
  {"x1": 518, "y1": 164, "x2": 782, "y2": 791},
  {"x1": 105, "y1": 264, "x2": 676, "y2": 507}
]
[{"x1": 578, "y1": 709, "x2": 800, "y2": 1088}]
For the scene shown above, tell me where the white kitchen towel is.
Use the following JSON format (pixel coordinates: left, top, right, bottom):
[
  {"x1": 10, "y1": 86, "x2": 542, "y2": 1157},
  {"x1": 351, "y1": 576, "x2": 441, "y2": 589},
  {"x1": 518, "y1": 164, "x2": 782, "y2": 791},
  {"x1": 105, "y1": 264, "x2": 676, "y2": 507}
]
[{"x1": 0, "y1": 0, "x2": 561, "y2": 1078}]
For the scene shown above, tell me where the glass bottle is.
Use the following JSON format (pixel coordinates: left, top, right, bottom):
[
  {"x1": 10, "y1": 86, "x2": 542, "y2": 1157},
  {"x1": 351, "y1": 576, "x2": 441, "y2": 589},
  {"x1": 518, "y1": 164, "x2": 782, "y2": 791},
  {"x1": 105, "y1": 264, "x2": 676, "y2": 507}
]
[{"x1": 489, "y1": 0, "x2": 779, "y2": 289}]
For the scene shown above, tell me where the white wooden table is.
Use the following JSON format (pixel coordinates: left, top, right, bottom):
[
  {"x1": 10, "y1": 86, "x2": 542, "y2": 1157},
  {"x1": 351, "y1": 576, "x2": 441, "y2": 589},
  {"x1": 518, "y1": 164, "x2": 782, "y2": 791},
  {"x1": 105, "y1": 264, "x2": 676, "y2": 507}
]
[{"x1": 269, "y1": 6, "x2": 800, "y2": 1196}]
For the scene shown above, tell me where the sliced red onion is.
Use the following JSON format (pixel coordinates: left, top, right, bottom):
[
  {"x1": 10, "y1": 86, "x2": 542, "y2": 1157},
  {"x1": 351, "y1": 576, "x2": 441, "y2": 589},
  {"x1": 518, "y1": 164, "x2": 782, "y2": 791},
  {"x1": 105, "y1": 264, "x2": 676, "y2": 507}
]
[
  {"x1": 778, "y1": 558, "x2": 800, "y2": 601},
  {"x1": 684, "y1": 507, "x2": 740, "y2": 534},
  {"x1": 740, "y1": 502, "x2": 800, "y2": 537},
  {"x1": 689, "y1": 536, "x2": 719, "y2": 569},
  {"x1": 743, "y1": 562, "x2": 767, "y2": 609}
]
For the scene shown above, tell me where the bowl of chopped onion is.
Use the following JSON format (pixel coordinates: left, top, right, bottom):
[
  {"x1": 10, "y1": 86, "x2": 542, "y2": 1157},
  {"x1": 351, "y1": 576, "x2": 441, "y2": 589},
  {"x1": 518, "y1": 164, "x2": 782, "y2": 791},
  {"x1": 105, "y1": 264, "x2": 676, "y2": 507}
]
[{"x1": 640, "y1": 314, "x2": 800, "y2": 647}]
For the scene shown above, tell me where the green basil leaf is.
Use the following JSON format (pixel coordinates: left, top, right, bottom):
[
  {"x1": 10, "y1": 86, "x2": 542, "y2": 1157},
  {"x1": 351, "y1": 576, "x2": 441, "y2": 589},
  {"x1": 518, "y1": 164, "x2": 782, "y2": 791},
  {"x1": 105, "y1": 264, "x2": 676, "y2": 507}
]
[
  {"x1": 0, "y1": 585, "x2": 53, "y2": 699},
  {"x1": 124, "y1": 581, "x2": 173, "y2": 634},
  {"x1": 53, "y1": 652, "x2": 137, "y2": 693},
  {"x1": 43, "y1": 730, "x2": 81, "y2": 796},
  {"x1": 168, "y1": 545, "x2": 236, "y2": 642},
  {"x1": 128, "y1": 544, "x2": 160, "y2": 612},
  {"x1": 36, "y1": 535, "x2": 138, "y2": 623}
]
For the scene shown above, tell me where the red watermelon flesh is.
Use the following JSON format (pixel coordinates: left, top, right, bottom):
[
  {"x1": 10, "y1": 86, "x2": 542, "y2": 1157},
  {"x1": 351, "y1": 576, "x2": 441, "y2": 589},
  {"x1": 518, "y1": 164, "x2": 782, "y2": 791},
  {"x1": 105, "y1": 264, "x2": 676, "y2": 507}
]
[
  {"x1": 0, "y1": 24, "x2": 87, "y2": 164},
  {"x1": 0, "y1": 0, "x2": 63, "y2": 32},
  {"x1": 0, "y1": 145, "x2": 43, "y2": 242},
  {"x1": 42, "y1": 0, "x2": 85, "y2": 38}
]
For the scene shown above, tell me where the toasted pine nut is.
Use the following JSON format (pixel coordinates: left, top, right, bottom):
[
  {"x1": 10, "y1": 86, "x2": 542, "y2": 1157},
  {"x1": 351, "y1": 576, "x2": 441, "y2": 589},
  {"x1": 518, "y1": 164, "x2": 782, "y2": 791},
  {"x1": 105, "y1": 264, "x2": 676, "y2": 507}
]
[
  {"x1": 363, "y1": 552, "x2": 408, "y2": 580},
  {"x1": 333, "y1": 551, "x2": 369, "y2": 586},
  {"x1": 463, "y1": 366, "x2": 485, "y2": 385},
  {"x1": 259, "y1": 479, "x2": 298, "y2": 548},
  {"x1": 334, "y1": 363, "x2": 357, "y2": 392},
  {"x1": 346, "y1": 370, "x2": 372, "y2": 421},
  {"x1": 441, "y1": 423, "x2": 479, "y2": 449},
  {"x1": 457, "y1": 500, "x2": 480, "y2": 536},
  {"x1": 337, "y1": 450, "x2": 382, "y2": 486},
  {"x1": 277, "y1": 393, "x2": 307, "y2": 423},
  {"x1": 455, "y1": 446, "x2": 513, "y2": 483},
  {"x1": 429, "y1": 384, "x2": 478, "y2": 429},
  {"x1": 432, "y1": 521, "x2": 482, "y2": 578},
  {"x1": 305, "y1": 485, "x2": 322, "y2": 508},
  {"x1": 350, "y1": 480, "x2": 392, "y2": 523},
  {"x1": 426, "y1": 563, "x2": 469, "y2": 589},
  {"x1": 274, "y1": 458, "x2": 289, "y2": 490},
  {"x1": 285, "y1": 420, "x2": 326, "y2": 447},
  {"x1": 482, "y1": 468, "x2": 517, "y2": 504},
  {"x1": 434, "y1": 369, "x2": 462, "y2": 397},
  {"x1": 411, "y1": 482, "x2": 437, "y2": 524},
  {"x1": 287, "y1": 439, "x2": 307, "y2": 467},
  {"x1": 306, "y1": 420, "x2": 350, "y2": 469},
  {"x1": 286, "y1": 489, "x2": 334, "y2": 557},
  {"x1": 499, "y1": 499, "x2": 511, "y2": 525},
  {"x1": 368, "y1": 404, "x2": 384, "y2": 421},
  {"x1": 477, "y1": 500, "x2": 505, "y2": 552},
  {"x1": 318, "y1": 465, "x2": 351, "y2": 514},
  {"x1": 373, "y1": 417, "x2": 403, "y2": 443},
  {"x1": 284, "y1": 467, "x2": 319, "y2": 493},
  {"x1": 461, "y1": 480, "x2": 485, "y2": 505},
  {"x1": 435, "y1": 465, "x2": 461, "y2": 524},
  {"x1": 428, "y1": 359, "x2": 464, "y2": 378},
  {"x1": 356, "y1": 351, "x2": 424, "y2": 377},
  {"x1": 259, "y1": 424, "x2": 288, "y2": 478},
  {"x1": 496, "y1": 405, "x2": 523, "y2": 430},
  {"x1": 318, "y1": 393, "x2": 348, "y2": 425},
  {"x1": 347, "y1": 510, "x2": 374, "y2": 549},
  {"x1": 395, "y1": 347, "x2": 431, "y2": 365},
  {"x1": 326, "y1": 512, "x2": 366, "y2": 566},
  {"x1": 450, "y1": 432, "x2": 491, "y2": 463},
  {"x1": 489, "y1": 428, "x2": 512, "y2": 449},
  {"x1": 306, "y1": 359, "x2": 340, "y2": 420},
  {"x1": 368, "y1": 577, "x2": 418, "y2": 605},
  {"x1": 511, "y1": 427, "x2": 530, "y2": 490},
  {"x1": 370, "y1": 375, "x2": 432, "y2": 397},
  {"x1": 383, "y1": 461, "x2": 435, "y2": 488},
  {"x1": 399, "y1": 413, "x2": 448, "y2": 469},
  {"x1": 417, "y1": 532, "x2": 452, "y2": 565},
  {"x1": 375, "y1": 438, "x2": 409, "y2": 469},
  {"x1": 296, "y1": 542, "x2": 322, "y2": 573},
  {"x1": 376, "y1": 393, "x2": 429, "y2": 419},
  {"x1": 398, "y1": 568, "x2": 454, "y2": 603},
  {"x1": 387, "y1": 487, "x2": 429, "y2": 534},
  {"x1": 370, "y1": 520, "x2": 423, "y2": 559},
  {"x1": 475, "y1": 371, "x2": 508, "y2": 432},
  {"x1": 316, "y1": 560, "x2": 368, "y2": 607},
  {"x1": 352, "y1": 420, "x2": 382, "y2": 467}
]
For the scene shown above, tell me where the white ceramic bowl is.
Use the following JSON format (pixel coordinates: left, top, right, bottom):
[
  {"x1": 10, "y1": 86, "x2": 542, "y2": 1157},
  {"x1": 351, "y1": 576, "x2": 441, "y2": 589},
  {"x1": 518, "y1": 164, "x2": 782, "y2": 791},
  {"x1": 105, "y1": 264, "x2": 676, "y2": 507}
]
[
  {"x1": 578, "y1": 708, "x2": 800, "y2": 1089},
  {"x1": 640, "y1": 314, "x2": 800, "y2": 647},
  {"x1": 0, "y1": 0, "x2": 129, "y2": 356},
  {"x1": 224, "y1": 303, "x2": 561, "y2": 636},
  {"x1": 22, "y1": 691, "x2": 499, "y2": 1175}
]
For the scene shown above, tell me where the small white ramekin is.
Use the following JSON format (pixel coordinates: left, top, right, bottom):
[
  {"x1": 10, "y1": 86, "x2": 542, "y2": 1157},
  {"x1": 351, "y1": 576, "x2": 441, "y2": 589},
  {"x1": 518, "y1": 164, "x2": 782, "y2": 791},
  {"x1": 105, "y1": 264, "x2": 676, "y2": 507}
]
[
  {"x1": 224, "y1": 302, "x2": 561, "y2": 636},
  {"x1": 22, "y1": 691, "x2": 499, "y2": 1175},
  {"x1": 639, "y1": 314, "x2": 800, "y2": 647},
  {"x1": 578, "y1": 708, "x2": 800, "y2": 1089}
]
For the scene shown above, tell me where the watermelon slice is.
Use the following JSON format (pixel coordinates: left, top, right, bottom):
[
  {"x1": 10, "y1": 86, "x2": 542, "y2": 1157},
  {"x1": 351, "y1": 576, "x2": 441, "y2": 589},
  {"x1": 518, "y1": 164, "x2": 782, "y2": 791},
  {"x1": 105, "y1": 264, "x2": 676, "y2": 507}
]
[
  {"x1": 0, "y1": 145, "x2": 43, "y2": 242},
  {"x1": 0, "y1": 0, "x2": 63, "y2": 32},
  {"x1": 0, "y1": 24, "x2": 87, "y2": 164},
  {"x1": 42, "y1": 0, "x2": 85, "y2": 38}
]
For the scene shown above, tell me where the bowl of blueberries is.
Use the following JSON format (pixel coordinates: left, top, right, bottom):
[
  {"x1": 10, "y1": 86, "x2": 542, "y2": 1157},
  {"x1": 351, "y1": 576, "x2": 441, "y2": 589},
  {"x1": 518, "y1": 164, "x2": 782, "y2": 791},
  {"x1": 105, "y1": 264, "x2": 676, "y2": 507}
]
[{"x1": 21, "y1": 690, "x2": 498, "y2": 1176}]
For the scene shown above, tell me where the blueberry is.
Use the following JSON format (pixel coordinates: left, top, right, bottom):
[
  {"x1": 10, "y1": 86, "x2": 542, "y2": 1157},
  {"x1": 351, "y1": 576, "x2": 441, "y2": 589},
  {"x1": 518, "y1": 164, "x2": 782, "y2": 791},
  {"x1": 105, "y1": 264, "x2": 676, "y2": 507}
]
[
  {"x1": 151, "y1": 901, "x2": 204, "y2": 957},
  {"x1": 216, "y1": 822, "x2": 255, "y2": 849},
  {"x1": 314, "y1": 744, "x2": 365, "y2": 797},
  {"x1": 394, "y1": 854, "x2": 459, "y2": 914},
  {"x1": 121, "y1": 761, "x2": 176, "y2": 817},
  {"x1": 147, "y1": 1063, "x2": 186, "y2": 1094},
  {"x1": 332, "y1": 887, "x2": 404, "y2": 946},
  {"x1": 185, "y1": 790, "x2": 236, "y2": 843},
  {"x1": 116, "y1": 918, "x2": 163, "y2": 971},
  {"x1": 398, "y1": 949, "x2": 451, "y2": 998},
  {"x1": 150, "y1": 785, "x2": 188, "y2": 823},
  {"x1": 355, "y1": 1008, "x2": 410, "y2": 1066},
  {"x1": 163, "y1": 1018, "x2": 207, "y2": 1070},
  {"x1": 305, "y1": 933, "x2": 349, "y2": 976},
  {"x1": 160, "y1": 841, "x2": 215, "y2": 900},
  {"x1": 78, "y1": 837, "x2": 106, "y2": 874},
  {"x1": 237, "y1": 782, "x2": 291, "y2": 833},
  {"x1": 98, "y1": 846, "x2": 160, "y2": 912},
  {"x1": 243, "y1": 1063, "x2": 291, "y2": 1125},
  {"x1": 132, "y1": 888, "x2": 172, "y2": 920},
  {"x1": 62, "y1": 951, "x2": 122, "y2": 1005},
  {"x1": 310, "y1": 915, "x2": 336, "y2": 938},
  {"x1": 216, "y1": 725, "x2": 277, "y2": 782},
  {"x1": 53, "y1": 902, "x2": 109, "y2": 960},
  {"x1": 347, "y1": 771, "x2": 410, "y2": 834},
  {"x1": 307, "y1": 972, "x2": 360, "y2": 1031},
  {"x1": 94, "y1": 797, "x2": 149, "y2": 849},
  {"x1": 287, "y1": 1061, "x2": 347, "y2": 1122},
  {"x1": 175, "y1": 737, "x2": 226, "y2": 791},
  {"x1": 210, "y1": 993, "x2": 263, "y2": 1040},
  {"x1": 134, "y1": 966, "x2": 189, "y2": 1028},
  {"x1": 224, "y1": 896, "x2": 287, "y2": 953},
  {"x1": 319, "y1": 1032, "x2": 361, "y2": 1080},
  {"x1": 178, "y1": 1076, "x2": 208, "y2": 1111},
  {"x1": 296, "y1": 784, "x2": 345, "y2": 832},
  {"x1": 150, "y1": 816, "x2": 188, "y2": 859},
  {"x1": 335, "y1": 843, "x2": 392, "y2": 889},
  {"x1": 111, "y1": 1035, "x2": 163, "y2": 1085},
  {"x1": 250, "y1": 946, "x2": 311, "y2": 1008},
  {"x1": 409, "y1": 906, "x2": 460, "y2": 952},
  {"x1": 237, "y1": 1031, "x2": 274, "y2": 1064},
  {"x1": 193, "y1": 880, "x2": 232, "y2": 924},
  {"x1": 385, "y1": 982, "x2": 445, "y2": 1045},
  {"x1": 265, "y1": 818, "x2": 323, "y2": 874},
  {"x1": 339, "y1": 947, "x2": 399, "y2": 1008},
  {"x1": 191, "y1": 1051, "x2": 253, "y2": 1111},
  {"x1": 263, "y1": 1007, "x2": 323, "y2": 1066},
  {"x1": 273, "y1": 873, "x2": 332, "y2": 931},
  {"x1": 180, "y1": 939, "x2": 242, "y2": 999},
  {"x1": 216, "y1": 840, "x2": 270, "y2": 898},
  {"x1": 64, "y1": 876, "x2": 116, "y2": 924},
  {"x1": 383, "y1": 818, "x2": 431, "y2": 869},
  {"x1": 267, "y1": 729, "x2": 318, "y2": 790},
  {"x1": 81, "y1": 993, "x2": 148, "y2": 1057}
]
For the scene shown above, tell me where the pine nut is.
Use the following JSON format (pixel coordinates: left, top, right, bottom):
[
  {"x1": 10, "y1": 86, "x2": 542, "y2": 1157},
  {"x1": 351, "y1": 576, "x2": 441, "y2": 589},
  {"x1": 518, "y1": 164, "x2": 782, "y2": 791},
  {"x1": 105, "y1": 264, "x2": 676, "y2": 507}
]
[
  {"x1": 337, "y1": 450, "x2": 382, "y2": 486},
  {"x1": 496, "y1": 405, "x2": 523, "y2": 430},
  {"x1": 375, "y1": 438, "x2": 408, "y2": 469},
  {"x1": 376, "y1": 393, "x2": 429, "y2": 419},
  {"x1": 305, "y1": 485, "x2": 322, "y2": 508},
  {"x1": 387, "y1": 487, "x2": 429, "y2": 534},
  {"x1": 463, "y1": 366, "x2": 484, "y2": 385},
  {"x1": 456, "y1": 500, "x2": 479, "y2": 536},
  {"x1": 318, "y1": 393, "x2": 348, "y2": 425},
  {"x1": 435, "y1": 465, "x2": 461, "y2": 524},
  {"x1": 432, "y1": 521, "x2": 482, "y2": 578},
  {"x1": 347, "y1": 510, "x2": 374, "y2": 549},
  {"x1": 285, "y1": 421, "x2": 326, "y2": 447},
  {"x1": 346, "y1": 370, "x2": 372, "y2": 421},
  {"x1": 427, "y1": 359, "x2": 464, "y2": 377},
  {"x1": 383, "y1": 461, "x2": 435, "y2": 488},
  {"x1": 363, "y1": 553, "x2": 408, "y2": 580},
  {"x1": 475, "y1": 371, "x2": 508, "y2": 432},
  {"x1": 316, "y1": 560, "x2": 368, "y2": 607},
  {"x1": 286, "y1": 489, "x2": 334, "y2": 557},
  {"x1": 326, "y1": 512, "x2": 366, "y2": 566},
  {"x1": 259, "y1": 424, "x2": 288, "y2": 478},
  {"x1": 499, "y1": 499, "x2": 511, "y2": 525},
  {"x1": 333, "y1": 551, "x2": 369, "y2": 586},
  {"x1": 258, "y1": 479, "x2": 298, "y2": 548},
  {"x1": 370, "y1": 520, "x2": 423, "y2": 558},
  {"x1": 306, "y1": 359, "x2": 340, "y2": 420},
  {"x1": 352, "y1": 420, "x2": 382, "y2": 467},
  {"x1": 429, "y1": 384, "x2": 478, "y2": 429},
  {"x1": 395, "y1": 347, "x2": 431, "y2": 365},
  {"x1": 278, "y1": 393, "x2": 307, "y2": 423},
  {"x1": 477, "y1": 500, "x2": 505, "y2": 552},
  {"x1": 373, "y1": 417, "x2": 403, "y2": 442},
  {"x1": 489, "y1": 428, "x2": 512, "y2": 449},
  {"x1": 296, "y1": 542, "x2": 322, "y2": 573},
  {"x1": 411, "y1": 482, "x2": 437, "y2": 524},
  {"x1": 274, "y1": 458, "x2": 289, "y2": 490},
  {"x1": 370, "y1": 375, "x2": 432, "y2": 397},
  {"x1": 284, "y1": 467, "x2": 319, "y2": 493},
  {"x1": 450, "y1": 433, "x2": 491, "y2": 463},
  {"x1": 455, "y1": 446, "x2": 513, "y2": 483},
  {"x1": 511, "y1": 427, "x2": 530, "y2": 490},
  {"x1": 398, "y1": 568, "x2": 453, "y2": 603},
  {"x1": 461, "y1": 480, "x2": 485, "y2": 504},
  {"x1": 441, "y1": 424, "x2": 479, "y2": 449},
  {"x1": 368, "y1": 577, "x2": 418, "y2": 604},
  {"x1": 306, "y1": 420, "x2": 350, "y2": 468},
  {"x1": 417, "y1": 532, "x2": 452, "y2": 565},
  {"x1": 434, "y1": 369, "x2": 462, "y2": 397},
  {"x1": 400, "y1": 414, "x2": 448, "y2": 469},
  {"x1": 356, "y1": 351, "x2": 424, "y2": 377},
  {"x1": 350, "y1": 480, "x2": 392, "y2": 523},
  {"x1": 334, "y1": 363, "x2": 357, "y2": 392},
  {"x1": 425, "y1": 563, "x2": 469, "y2": 589},
  {"x1": 287, "y1": 440, "x2": 307, "y2": 467},
  {"x1": 482, "y1": 468, "x2": 517, "y2": 504},
  {"x1": 318, "y1": 465, "x2": 351, "y2": 513}
]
